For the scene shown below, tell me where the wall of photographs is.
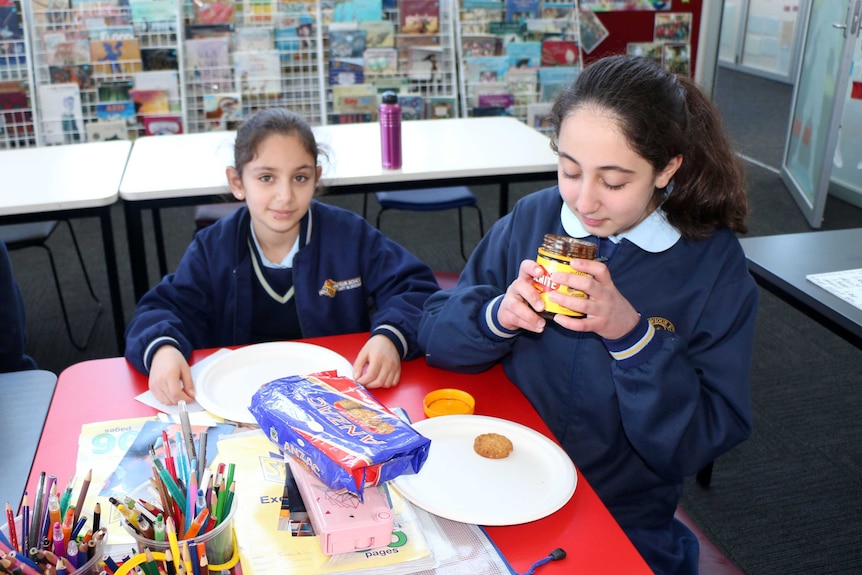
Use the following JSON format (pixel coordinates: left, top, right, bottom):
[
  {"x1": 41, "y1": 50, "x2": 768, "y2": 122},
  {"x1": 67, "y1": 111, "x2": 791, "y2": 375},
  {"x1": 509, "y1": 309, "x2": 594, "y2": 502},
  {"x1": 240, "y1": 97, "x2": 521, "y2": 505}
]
[{"x1": 3, "y1": 0, "x2": 701, "y2": 147}]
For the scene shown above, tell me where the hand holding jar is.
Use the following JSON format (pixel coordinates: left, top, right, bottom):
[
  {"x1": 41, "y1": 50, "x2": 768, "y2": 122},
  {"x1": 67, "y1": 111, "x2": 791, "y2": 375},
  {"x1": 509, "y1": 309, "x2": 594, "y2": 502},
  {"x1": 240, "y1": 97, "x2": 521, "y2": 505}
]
[{"x1": 543, "y1": 255, "x2": 640, "y2": 341}]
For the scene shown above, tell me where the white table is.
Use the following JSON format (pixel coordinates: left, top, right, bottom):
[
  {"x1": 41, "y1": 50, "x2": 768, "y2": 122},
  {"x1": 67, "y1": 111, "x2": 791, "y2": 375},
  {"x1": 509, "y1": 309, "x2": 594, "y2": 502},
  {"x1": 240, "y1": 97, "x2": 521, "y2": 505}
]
[
  {"x1": 0, "y1": 141, "x2": 131, "y2": 352},
  {"x1": 120, "y1": 117, "x2": 558, "y2": 300}
]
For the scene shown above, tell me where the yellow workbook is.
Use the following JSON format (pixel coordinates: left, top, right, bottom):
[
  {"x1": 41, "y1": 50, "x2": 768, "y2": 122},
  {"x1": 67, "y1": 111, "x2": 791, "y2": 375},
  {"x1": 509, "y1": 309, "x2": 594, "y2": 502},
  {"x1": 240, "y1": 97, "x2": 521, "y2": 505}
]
[{"x1": 216, "y1": 430, "x2": 435, "y2": 575}]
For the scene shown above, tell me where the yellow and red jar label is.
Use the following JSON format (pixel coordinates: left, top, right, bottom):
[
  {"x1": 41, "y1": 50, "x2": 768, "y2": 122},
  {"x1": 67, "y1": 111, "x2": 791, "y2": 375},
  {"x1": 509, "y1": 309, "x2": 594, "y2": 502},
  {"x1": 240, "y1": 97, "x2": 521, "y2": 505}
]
[{"x1": 532, "y1": 248, "x2": 589, "y2": 317}]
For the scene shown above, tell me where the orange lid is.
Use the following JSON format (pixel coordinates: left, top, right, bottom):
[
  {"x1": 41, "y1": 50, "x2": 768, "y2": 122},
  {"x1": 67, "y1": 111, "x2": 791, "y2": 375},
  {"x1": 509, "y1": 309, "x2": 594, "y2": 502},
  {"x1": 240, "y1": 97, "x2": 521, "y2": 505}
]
[{"x1": 423, "y1": 388, "x2": 475, "y2": 418}]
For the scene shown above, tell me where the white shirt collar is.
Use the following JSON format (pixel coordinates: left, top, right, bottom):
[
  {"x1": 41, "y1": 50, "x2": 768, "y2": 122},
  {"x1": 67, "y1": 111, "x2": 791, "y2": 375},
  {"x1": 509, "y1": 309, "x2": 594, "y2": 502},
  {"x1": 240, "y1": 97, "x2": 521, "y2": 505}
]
[
  {"x1": 560, "y1": 203, "x2": 680, "y2": 253},
  {"x1": 250, "y1": 224, "x2": 299, "y2": 268}
]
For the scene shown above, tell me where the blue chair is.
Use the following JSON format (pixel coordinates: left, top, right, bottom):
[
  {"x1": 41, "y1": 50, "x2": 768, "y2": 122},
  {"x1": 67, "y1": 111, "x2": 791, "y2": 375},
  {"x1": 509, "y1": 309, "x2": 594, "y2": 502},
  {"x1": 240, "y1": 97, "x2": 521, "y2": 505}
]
[
  {"x1": 0, "y1": 221, "x2": 101, "y2": 351},
  {"x1": 0, "y1": 369, "x2": 57, "y2": 510},
  {"x1": 367, "y1": 186, "x2": 484, "y2": 260}
]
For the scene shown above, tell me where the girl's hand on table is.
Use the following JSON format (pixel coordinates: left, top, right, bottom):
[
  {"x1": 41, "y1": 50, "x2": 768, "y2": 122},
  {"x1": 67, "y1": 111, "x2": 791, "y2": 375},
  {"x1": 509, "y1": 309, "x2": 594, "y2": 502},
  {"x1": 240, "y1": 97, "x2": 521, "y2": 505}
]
[
  {"x1": 149, "y1": 345, "x2": 196, "y2": 405},
  {"x1": 353, "y1": 334, "x2": 401, "y2": 389}
]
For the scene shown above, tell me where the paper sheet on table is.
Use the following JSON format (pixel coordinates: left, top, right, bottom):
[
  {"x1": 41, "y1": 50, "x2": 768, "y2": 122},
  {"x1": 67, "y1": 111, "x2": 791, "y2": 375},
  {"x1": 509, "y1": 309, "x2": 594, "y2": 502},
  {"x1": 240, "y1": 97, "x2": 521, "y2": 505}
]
[
  {"x1": 806, "y1": 268, "x2": 862, "y2": 311},
  {"x1": 74, "y1": 416, "x2": 156, "y2": 554},
  {"x1": 216, "y1": 430, "x2": 437, "y2": 575},
  {"x1": 74, "y1": 416, "x2": 235, "y2": 556},
  {"x1": 135, "y1": 348, "x2": 233, "y2": 415}
]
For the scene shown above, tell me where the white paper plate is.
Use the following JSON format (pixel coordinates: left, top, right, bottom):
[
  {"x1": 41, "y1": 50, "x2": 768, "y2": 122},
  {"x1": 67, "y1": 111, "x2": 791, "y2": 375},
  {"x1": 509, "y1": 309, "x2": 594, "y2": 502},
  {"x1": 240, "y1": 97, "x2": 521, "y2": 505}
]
[
  {"x1": 392, "y1": 415, "x2": 577, "y2": 526},
  {"x1": 194, "y1": 341, "x2": 354, "y2": 424}
]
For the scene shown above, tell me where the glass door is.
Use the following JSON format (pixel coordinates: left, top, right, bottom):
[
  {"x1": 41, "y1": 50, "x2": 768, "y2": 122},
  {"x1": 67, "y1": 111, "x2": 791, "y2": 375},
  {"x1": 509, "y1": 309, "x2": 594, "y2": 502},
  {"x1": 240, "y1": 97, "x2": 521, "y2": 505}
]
[
  {"x1": 781, "y1": 0, "x2": 862, "y2": 228},
  {"x1": 718, "y1": 0, "x2": 807, "y2": 84}
]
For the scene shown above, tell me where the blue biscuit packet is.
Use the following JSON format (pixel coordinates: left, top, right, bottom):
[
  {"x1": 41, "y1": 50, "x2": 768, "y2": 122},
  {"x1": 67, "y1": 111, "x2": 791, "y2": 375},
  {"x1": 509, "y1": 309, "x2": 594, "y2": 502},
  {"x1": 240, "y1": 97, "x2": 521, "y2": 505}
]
[{"x1": 250, "y1": 371, "x2": 431, "y2": 498}]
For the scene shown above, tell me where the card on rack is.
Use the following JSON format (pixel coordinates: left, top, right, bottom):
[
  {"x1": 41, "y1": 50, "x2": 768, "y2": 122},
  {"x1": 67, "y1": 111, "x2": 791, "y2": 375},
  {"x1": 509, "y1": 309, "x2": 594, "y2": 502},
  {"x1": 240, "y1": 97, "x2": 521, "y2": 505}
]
[
  {"x1": 87, "y1": 25, "x2": 136, "y2": 40},
  {"x1": 0, "y1": 4, "x2": 23, "y2": 40},
  {"x1": 579, "y1": 8, "x2": 609, "y2": 54},
  {"x1": 332, "y1": 83, "x2": 376, "y2": 114},
  {"x1": 399, "y1": 0, "x2": 439, "y2": 34},
  {"x1": 359, "y1": 20, "x2": 394, "y2": 47},
  {"x1": 363, "y1": 47, "x2": 398, "y2": 77},
  {"x1": 427, "y1": 96, "x2": 456, "y2": 119},
  {"x1": 397, "y1": 93, "x2": 424, "y2": 120},
  {"x1": 233, "y1": 50, "x2": 282, "y2": 95},
  {"x1": 328, "y1": 112, "x2": 373, "y2": 124},
  {"x1": 73, "y1": 2, "x2": 128, "y2": 28},
  {"x1": 185, "y1": 37, "x2": 232, "y2": 90},
  {"x1": 32, "y1": 0, "x2": 71, "y2": 29},
  {"x1": 525, "y1": 16, "x2": 571, "y2": 35},
  {"x1": 505, "y1": 40, "x2": 541, "y2": 69},
  {"x1": 235, "y1": 27, "x2": 274, "y2": 50},
  {"x1": 90, "y1": 38, "x2": 143, "y2": 75},
  {"x1": 275, "y1": 19, "x2": 315, "y2": 58},
  {"x1": 540, "y1": 38, "x2": 579, "y2": 66},
  {"x1": 333, "y1": 0, "x2": 382, "y2": 23},
  {"x1": 203, "y1": 92, "x2": 243, "y2": 130},
  {"x1": 96, "y1": 100, "x2": 137, "y2": 125},
  {"x1": 244, "y1": 0, "x2": 275, "y2": 24},
  {"x1": 128, "y1": 0, "x2": 177, "y2": 27},
  {"x1": 394, "y1": 33, "x2": 438, "y2": 64},
  {"x1": 463, "y1": 55, "x2": 508, "y2": 84},
  {"x1": 133, "y1": 70, "x2": 180, "y2": 109},
  {"x1": 0, "y1": 82, "x2": 31, "y2": 138},
  {"x1": 527, "y1": 101, "x2": 552, "y2": 134},
  {"x1": 142, "y1": 114, "x2": 183, "y2": 136},
  {"x1": 43, "y1": 34, "x2": 91, "y2": 66},
  {"x1": 129, "y1": 88, "x2": 170, "y2": 115},
  {"x1": 48, "y1": 64, "x2": 94, "y2": 89},
  {"x1": 328, "y1": 57, "x2": 364, "y2": 85},
  {"x1": 460, "y1": 0, "x2": 506, "y2": 35},
  {"x1": 84, "y1": 119, "x2": 129, "y2": 142},
  {"x1": 141, "y1": 47, "x2": 179, "y2": 70},
  {"x1": 97, "y1": 79, "x2": 133, "y2": 101},
  {"x1": 506, "y1": 66, "x2": 537, "y2": 105},
  {"x1": 406, "y1": 44, "x2": 442, "y2": 81},
  {"x1": 505, "y1": 0, "x2": 538, "y2": 23},
  {"x1": 486, "y1": 20, "x2": 523, "y2": 45},
  {"x1": 38, "y1": 82, "x2": 85, "y2": 145},
  {"x1": 538, "y1": 64, "x2": 577, "y2": 101},
  {"x1": 477, "y1": 91, "x2": 514, "y2": 114},
  {"x1": 329, "y1": 26, "x2": 366, "y2": 58},
  {"x1": 193, "y1": 0, "x2": 235, "y2": 25},
  {"x1": 461, "y1": 34, "x2": 500, "y2": 57},
  {"x1": 369, "y1": 75, "x2": 407, "y2": 93}
]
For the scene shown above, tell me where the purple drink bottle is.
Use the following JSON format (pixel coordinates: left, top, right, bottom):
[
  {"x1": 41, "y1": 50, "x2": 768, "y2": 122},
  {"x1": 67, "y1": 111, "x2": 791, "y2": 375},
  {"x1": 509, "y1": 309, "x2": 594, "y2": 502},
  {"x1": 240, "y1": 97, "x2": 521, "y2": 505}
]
[{"x1": 379, "y1": 91, "x2": 402, "y2": 170}]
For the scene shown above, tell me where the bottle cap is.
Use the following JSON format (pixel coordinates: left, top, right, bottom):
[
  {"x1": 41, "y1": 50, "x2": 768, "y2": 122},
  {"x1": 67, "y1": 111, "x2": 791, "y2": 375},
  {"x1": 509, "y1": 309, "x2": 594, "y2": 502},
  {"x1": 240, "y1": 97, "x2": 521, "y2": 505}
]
[
  {"x1": 423, "y1": 388, "x2": 475, "y2": 417},
  {"x1": 381, "y1": 91, "x2": 398, "y2": 104}
]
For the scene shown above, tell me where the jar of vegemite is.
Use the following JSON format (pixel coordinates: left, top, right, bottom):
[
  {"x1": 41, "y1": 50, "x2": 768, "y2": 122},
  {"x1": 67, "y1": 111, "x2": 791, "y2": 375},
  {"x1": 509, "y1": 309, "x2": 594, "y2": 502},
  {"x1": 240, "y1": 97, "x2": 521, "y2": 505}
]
[{"x1": 532, "y1": 233, "x2": 597, "y2": 318}]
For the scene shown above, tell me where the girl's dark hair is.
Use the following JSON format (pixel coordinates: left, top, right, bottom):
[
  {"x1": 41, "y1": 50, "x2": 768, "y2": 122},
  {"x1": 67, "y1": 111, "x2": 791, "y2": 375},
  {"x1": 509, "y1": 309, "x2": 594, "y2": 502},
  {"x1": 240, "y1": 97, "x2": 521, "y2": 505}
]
[
  {"x1": 233, "y1": 108, "x2": 327, "y2": 180},
  {"x1": 550, "y1": 55, "x2": 747, "y2": 240}
]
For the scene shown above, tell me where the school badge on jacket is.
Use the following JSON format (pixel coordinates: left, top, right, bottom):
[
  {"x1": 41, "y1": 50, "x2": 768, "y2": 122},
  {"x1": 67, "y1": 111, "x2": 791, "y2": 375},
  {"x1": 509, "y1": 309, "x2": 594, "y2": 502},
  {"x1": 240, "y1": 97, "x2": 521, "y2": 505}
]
[{"x1": 319, "y1": 276, "x2": 363, "y2": 297}]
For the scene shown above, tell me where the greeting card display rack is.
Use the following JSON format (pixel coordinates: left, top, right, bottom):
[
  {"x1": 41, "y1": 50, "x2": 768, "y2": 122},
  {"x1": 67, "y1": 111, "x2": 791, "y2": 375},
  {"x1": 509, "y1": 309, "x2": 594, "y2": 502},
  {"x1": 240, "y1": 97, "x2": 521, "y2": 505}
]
[
  {"x1": 322, "y1": 0, "x2": 460, "y2": 123},
  {"x1": 0, "y1": 0, "x2": 37, "y2": 149},
  {"x1": 455, "y1": 0, "x2": 582, "y2": 131},
  {"x1": 26, "y1": 1, "x2": 184, "y2": 146},
  {"x1": 181, "y1": 0, "x2": 326, "y2": 132}
]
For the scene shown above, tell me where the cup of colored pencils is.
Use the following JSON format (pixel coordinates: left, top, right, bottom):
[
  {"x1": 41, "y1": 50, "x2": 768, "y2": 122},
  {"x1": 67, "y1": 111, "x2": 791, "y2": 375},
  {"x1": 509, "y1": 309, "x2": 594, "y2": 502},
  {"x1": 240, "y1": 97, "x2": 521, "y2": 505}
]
[{"x1": 121, "y1": 456, "x2": 238, "y2": 571}]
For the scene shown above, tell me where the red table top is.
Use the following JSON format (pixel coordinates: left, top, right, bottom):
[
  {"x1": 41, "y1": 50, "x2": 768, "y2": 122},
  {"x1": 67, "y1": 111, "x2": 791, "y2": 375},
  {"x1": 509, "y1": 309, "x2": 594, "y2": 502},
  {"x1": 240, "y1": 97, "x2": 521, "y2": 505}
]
[{"x1": 26, "y1": 333, "x2": 649, "y2": 574}]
